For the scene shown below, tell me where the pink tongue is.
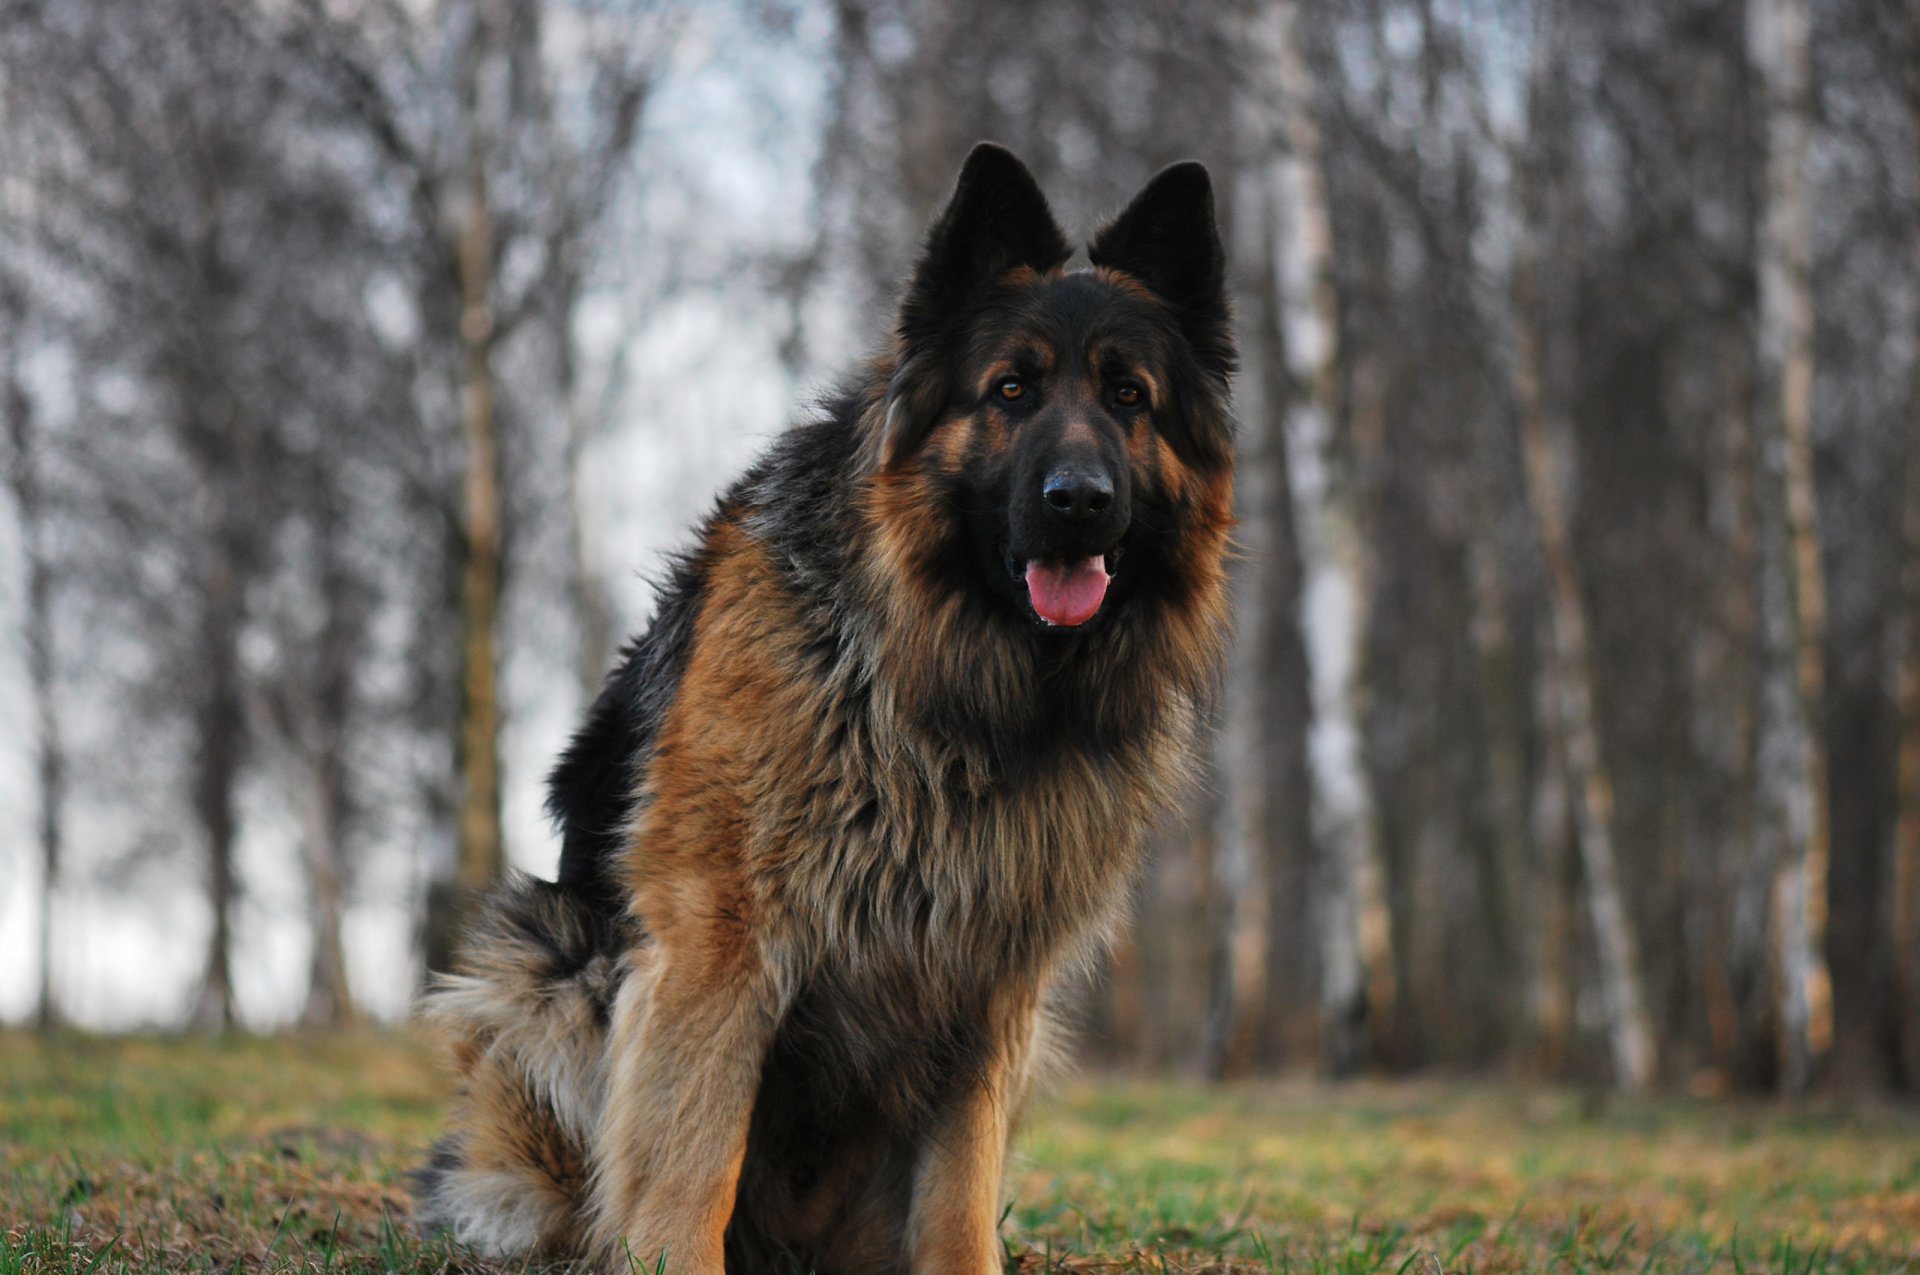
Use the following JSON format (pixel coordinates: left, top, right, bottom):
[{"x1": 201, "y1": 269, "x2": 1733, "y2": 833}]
[{"x1": 1024, "y1": 557, "x2": 1110, "y2": 627}]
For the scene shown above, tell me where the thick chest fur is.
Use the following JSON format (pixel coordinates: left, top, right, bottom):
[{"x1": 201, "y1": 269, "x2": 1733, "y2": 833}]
[
  {"x1": 623, "y1": 518, "x2": 1189, "y2": 1096},
  {"x1": 631, "y1": 521, "x2": 1181, "y2": 920},
  {"x1": 790, "y1": 743, "x2": 1147, "y2": 974}
]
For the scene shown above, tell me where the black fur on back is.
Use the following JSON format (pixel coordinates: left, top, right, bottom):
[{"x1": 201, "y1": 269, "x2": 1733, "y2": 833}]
[
  {"x1": 548, "y1": 402, "x2": 873, "y2": 911},
  {"x1": 548, "y1": 543, "x2": 708, "y2": 907}
]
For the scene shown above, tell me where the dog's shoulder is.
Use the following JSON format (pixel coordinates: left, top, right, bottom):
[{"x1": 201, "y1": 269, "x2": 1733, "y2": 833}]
[
  {"x1": 547, "y1": 392, "x2": 875, "y2": 902},
  {"x1": 740, "y1": 386, "x2": 877, "y2": 585}
]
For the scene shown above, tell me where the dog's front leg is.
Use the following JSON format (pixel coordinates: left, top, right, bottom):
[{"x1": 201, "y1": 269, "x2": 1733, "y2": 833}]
[
  {"x1": 589, "y1": 933, "x2": 786, "y2": 1274},
  {"x1": 907, "y1": 987, "x2": 1041, "y2": 1275}
]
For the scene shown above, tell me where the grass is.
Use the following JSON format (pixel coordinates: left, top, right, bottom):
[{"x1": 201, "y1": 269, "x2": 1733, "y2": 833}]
[{"x1": 3, "y1": 1032, "x2": 1917, "y2": 1272}]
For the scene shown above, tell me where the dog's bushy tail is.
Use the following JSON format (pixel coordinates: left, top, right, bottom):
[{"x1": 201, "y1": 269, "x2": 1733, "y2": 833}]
[{"x1": 412, "y1": 873, "x2": 634, "y2": 1257}]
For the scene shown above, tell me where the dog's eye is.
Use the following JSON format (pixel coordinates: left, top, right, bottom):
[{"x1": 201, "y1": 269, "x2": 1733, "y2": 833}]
[
  {"x1": 1114, "y1": 381, "x2": 1145, "y2": 408},
  {"x1": 995, "y1": 377, "x2": 1026, "y2": 403}
]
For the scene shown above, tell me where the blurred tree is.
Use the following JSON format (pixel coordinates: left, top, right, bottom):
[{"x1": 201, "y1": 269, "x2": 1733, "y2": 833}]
[
  {"x1": 1206, "y1": 9, "x2": 1288, "y2": 1083},
  {"x1": 1750, "y1": 0, "x2": 1833, "y2": 1094},
  {"x1": 3, "y1": 0, "x2": 295, "y2": 1028},
  {"x1": 1890, "y1": 0, "x2": 1920, "y2": 1090},
  {"x1": 1511, "y1": 16, "x2": 1656, "y2": 1092},
  {"x1": 287, "y1": 0, "x2": 672, "y2": 970},
  {"x1": 1895, "y1": 351, "x2": 1920, "y2": 1086},
  {"x1": 453, "y1": 0, "x2": 510, "y2": 946},
  {"x1": 1268, "y1": 0, "x2": 1396, "y2": 1078},
  {"x1": 2, "y1": 0, "x2": 430, "y2": 1028},
  {"x1": 251, "y1": 458, "x2": 380, "y2": 1029},
  {"x1": 0, "y1": 282, "x2": 66, "y2": 1033}
]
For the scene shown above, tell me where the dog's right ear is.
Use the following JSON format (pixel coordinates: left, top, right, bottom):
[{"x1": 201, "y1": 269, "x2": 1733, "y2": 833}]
[
  {"x1": 883, "y1": 144, "x2": 1071, "y2": 466},
  {"x1": 897, "y1": 143, "x2": 1072, "y2": 343}
]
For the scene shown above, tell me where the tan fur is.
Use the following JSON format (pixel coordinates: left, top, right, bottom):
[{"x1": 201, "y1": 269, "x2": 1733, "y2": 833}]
[
  {"x1": 588, "y1": 522, "x2": 807, "y2": 1269},
  {"x1": 906, "y1": 986, "x2": 1041, "y2": 1275}
]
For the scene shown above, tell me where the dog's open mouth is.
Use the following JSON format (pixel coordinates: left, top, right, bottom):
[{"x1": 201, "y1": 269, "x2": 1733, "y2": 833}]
[
  {"x1": 1015, "y1": 551, "x2": 1120, "y2": 627},
  {"x1": 999, "y1": 544, "x2": 1126, "y2": 628}
]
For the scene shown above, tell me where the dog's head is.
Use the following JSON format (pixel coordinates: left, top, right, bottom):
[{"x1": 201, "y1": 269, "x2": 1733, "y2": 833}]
[{"x1": 874, "y1": 143, "x2": 1233, "y2": 636}]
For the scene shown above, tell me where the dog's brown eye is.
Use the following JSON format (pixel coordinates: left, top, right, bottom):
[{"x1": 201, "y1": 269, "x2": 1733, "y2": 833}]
[
  {"x1": 996, "y1": 377, "x2": 1025, "y2": 402},
  {"x1": 1115, "y1": 382, "x2": 1144, "y2": 407}
]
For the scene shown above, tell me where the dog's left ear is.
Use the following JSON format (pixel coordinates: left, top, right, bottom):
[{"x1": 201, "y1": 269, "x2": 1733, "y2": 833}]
[{"x1": 1089, "y1": 162, "x2": 1233, "y2": 381}]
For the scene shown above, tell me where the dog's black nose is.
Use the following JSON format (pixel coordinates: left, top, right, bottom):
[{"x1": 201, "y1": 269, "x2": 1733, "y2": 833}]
[{"x1": 1042, "y1": 467, "x2": 1114, "y2": 521}]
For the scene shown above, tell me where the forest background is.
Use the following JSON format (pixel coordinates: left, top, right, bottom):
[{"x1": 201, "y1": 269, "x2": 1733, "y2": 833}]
[{"x1": 2, "y1": 0, "x2": 1918, "y2": 1102}]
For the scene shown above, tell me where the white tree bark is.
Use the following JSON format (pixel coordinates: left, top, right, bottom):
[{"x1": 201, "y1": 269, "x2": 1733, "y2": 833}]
[
  {"x1": 1750, "y1": 0, "x2": 1832, "y2": 1094},
  {"x1": 1255, "y1": 0, "x2": 1396, "y2": 1073},
  {"x1": 453, "y1": 0, "x2": 507, "y2": 915},
  {"x1": 3, "y1": 297, "x2": 65, "y2": 1033},
  {"x1": 1511, "y1": 291, "x2": 1657, "y2": 1092},
  {"x1": 1205, "y1": 146, "x2": 1283, "y2": 1078},
  {"x1": 1509, "y1": 51, "x2": 1657, "y2": 1090}
]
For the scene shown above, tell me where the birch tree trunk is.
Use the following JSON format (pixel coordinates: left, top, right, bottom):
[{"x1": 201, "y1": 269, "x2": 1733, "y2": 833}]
[
  {"x1": 1696, "y1": 340, "x2": 1763, "y2": 1082},
  {"x1": 1529, "y1": 675, "x2": 1576, "y2": 1075},
  {"x1": 1511, "y1": 330, "x2": 1656, "y2": 1090},
  {"x1": 1258, "y1": 0, "x2": 1395, "y2": 1075},
  {"x1": 1511, "y1": 76, "x2": 1657, "y2": 1090},
  {"x1": 3, "y1": 297, "x2": 65, "y2": 1033},
  {"x1": 190, "y1": 404, "x2": 255, "y2": 1035},
  {"x1": 1750, "y1": 0, "x2": 1832, "y2": 1095},
  {"x1": 565, "y1": 374, "x2": 615, "y2": 695},
  {"x1": 1891, "y1": 21, "x2": 1920, "y2": 1082},
  {"x1": 1205, "y1": 151, "x2": 1284, "y2": 1080},
  {"x1": 551, "y1": 166, "x2": 630, "y2": 699},
  {"x1": 422, "y1": 2, "x2": 509, "y2": 975},
  {"x1": 1711, "y1": 173, "x2": 1783, "y2": 1087},
  {"x1": 1465, "y1": 441, "x2": 1536, "y2": 1050},
  {"x1": 1893, "y1": 371, "x2": 1920, "y2": 1086},
  {"x1": 453, "y1": 0, "x2": 506, "y2": 929},
  {"x1": 1451, "y1": 23, "x2": 1534, "y2": 1040},
  {"x1": 301, "y1": 749, "x2": 356, "y2": 1027},
  {"x1": 190, "y1": 522, "x2": 246, "y2": 1032},
  {"x1": 299, "y1": 494, "x2": 359, "y2": 1028},
  {"x1": 184, "y1": 176, "x2": 256, "y2": 1032}
]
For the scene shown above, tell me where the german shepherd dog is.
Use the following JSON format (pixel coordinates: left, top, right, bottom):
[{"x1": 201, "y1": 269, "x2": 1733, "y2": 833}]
[{"x1": 414, "y1": 143, "x2": 1235, "y2": 1274}]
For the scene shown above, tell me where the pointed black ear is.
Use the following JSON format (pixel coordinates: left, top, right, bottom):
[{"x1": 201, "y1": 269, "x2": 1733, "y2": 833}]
[
  {"x1": 896, "y1": 143, "x2": 1072, "y2": 345},
  {"x1": 882, "y1": 144, "x2": 1071, "y2": 466},
  {"x1": 1088, "y1": 161, "x2": 1233, "y2": 379}
]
